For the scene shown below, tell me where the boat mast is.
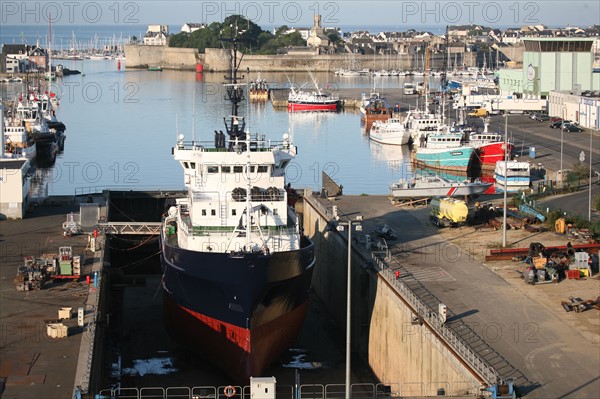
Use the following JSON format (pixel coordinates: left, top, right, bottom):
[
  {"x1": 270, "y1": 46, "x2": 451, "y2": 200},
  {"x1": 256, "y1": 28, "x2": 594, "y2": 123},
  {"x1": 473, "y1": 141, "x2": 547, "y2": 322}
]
[
  {"x1": 424, "y1": 45, "x2": 430, "y2": 112},
  {"x1": 221, "y1": 25, "x2": 246, "y2": 140},
  {"x1": 47, "y1": 12, "x2": 52, "y2": 81}
]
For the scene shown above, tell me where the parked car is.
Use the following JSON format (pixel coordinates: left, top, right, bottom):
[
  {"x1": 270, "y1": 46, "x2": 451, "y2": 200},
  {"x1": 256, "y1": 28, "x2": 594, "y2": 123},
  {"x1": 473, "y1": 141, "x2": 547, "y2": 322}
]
[
  {"x1": 550, "y1": 119, "x2": 572, "y2": 128},
  {"x1": 530, "y1": 113, "x2": 550, "y2": 121},
  {"x1": 563, "y1": 124, "x2": 583, "y2": 132},
  {"x1": 550, "y1": 117, "x2": 563, "y2": 123},
  {"x1": 536, "y1": 114, "x2": 550, "y2": 121},
  {"x1": 467, "y1": 108, "x2": 488, "y2": 118}
]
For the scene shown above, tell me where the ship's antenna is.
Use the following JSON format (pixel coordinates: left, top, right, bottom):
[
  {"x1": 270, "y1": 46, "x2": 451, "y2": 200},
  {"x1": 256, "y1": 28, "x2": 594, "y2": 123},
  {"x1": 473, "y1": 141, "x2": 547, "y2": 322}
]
[
  {"x1": 192, "y1": 87, "x2": 196, "y2": 143},
  {"x1": 220, "y1": 22, "x2": 246, "y2": 140},
  {"x1": 245, "y1": 133, "x2": 252, "y2": 250}
]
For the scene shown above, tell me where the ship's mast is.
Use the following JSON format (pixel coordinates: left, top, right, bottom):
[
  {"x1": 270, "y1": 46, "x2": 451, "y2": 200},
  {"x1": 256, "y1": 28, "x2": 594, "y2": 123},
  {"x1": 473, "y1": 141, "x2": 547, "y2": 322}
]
[{"x1": 221, "y1": 25, "x2": 246, "y2": 140}]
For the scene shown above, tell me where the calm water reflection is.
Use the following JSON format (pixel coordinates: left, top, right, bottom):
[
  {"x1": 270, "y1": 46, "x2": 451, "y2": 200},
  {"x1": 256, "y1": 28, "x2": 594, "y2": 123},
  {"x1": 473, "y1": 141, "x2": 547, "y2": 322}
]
[{"x1": 5, "y1": 60, "x2": 429, "y2": 196}]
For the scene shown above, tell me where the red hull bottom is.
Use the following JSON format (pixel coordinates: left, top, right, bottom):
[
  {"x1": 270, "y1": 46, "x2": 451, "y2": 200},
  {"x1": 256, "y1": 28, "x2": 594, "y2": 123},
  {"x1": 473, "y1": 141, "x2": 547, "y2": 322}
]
[
  {"x1": 287, "y1": 103, "x2": 337, "y2": 111},
  {"x1": 163, "y1": 295, "x2": 309, "y2": 383},
  {"x1": 478, "y1": 143, "x2": 515, "y2": 164}
]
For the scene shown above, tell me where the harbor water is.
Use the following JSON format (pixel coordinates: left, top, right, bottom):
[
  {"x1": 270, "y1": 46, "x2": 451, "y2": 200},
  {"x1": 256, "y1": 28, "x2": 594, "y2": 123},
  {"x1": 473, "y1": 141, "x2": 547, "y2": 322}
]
[{"x1": 2, "y1": 59, "x2": 440, "y2": 197}]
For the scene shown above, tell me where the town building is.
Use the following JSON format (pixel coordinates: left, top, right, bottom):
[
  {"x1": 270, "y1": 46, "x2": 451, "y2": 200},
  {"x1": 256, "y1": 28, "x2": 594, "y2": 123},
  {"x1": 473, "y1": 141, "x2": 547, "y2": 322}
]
[
  {"x1": 548, "y1": 89, "x2": 600, "y2": 129},
  {"x1": 307, "y1": 15, "x2": 331, "y2": 49},
  {"x1": 1, "y1": 44, "x2": 30, "y2": 73},
  {"x1": 498, "y1": 38, "x2": 600, "y2": 99},
  {"x1": 143, "y1": 24, "x2": 169, "y2": 46},
  {"x1": 27, "y1": 44, "x2": 48, "y2": 71},
  {"x1": 181, "y1": 23, "x2": 206, "y2": 34}
]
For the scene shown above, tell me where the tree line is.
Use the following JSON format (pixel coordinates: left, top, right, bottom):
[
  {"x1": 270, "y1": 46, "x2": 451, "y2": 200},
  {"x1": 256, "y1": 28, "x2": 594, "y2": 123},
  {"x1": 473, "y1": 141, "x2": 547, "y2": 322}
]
[{"x1": 169, "y1": 15, "x2": 307, "y2": 54}]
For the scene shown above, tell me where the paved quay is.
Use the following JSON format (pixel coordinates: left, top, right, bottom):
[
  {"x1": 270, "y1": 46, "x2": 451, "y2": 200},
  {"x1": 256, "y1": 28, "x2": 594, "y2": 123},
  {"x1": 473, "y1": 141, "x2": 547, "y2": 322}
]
[
  {"x1": 0, "y1": 204, "x2": 103, "y2": 399},
  {"x1": 327, "y1": 194, "x2": 600, "y2": 398}
]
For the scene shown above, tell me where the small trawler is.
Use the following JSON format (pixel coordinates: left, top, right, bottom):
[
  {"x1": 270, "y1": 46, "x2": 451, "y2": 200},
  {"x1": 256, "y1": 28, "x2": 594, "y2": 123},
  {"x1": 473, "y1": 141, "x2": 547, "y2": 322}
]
[
  {"x1": 159, "y1": 27, "x2": 315, "y2": 383},
  {"x1": 287, "y1": 71, "x2": 339, "y2": 111},
  {"x1": 390, "y1": 174, "x2": 492, "y2": 199},
  {"x1": 248, "y1": 73, "x2": 269, "y2": 101}
]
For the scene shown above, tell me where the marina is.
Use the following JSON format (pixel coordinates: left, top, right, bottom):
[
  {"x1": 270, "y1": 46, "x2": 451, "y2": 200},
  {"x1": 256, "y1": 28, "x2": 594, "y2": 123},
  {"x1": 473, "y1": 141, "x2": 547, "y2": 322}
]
[{"x1": 2, "y1": 12, "x2": 600, "y2": 399}]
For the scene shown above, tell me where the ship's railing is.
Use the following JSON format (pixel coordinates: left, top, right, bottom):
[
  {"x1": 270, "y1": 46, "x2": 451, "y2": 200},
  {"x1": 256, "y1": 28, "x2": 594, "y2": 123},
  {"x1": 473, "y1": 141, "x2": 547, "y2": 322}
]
[
  {"x1": 370, "y1": 254, "x2": 501, "y2": 386},
  {"x1": 175, "y1": 138, "x2": 293, "y2": 153},
  {"x1": 96, "y1": 381, "x2": 481, "y2": 398},
  {"x1": 177, "y1": 217, "x2": 299, "y2": 240},
  {"x1": 188, "y1": 190, "x2": 287, "y2": 203}
]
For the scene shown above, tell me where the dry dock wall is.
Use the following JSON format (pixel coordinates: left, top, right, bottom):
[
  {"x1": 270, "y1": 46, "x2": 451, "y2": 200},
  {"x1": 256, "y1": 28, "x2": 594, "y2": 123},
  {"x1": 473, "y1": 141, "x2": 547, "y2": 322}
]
[{"x1": 301, "y1": 194, "x2": 481, "y2": 395}]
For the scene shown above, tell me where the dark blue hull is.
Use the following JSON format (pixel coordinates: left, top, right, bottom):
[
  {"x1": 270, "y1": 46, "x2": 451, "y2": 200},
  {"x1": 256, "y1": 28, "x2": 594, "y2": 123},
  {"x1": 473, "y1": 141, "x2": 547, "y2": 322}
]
[{"x1": 159, "y1": 232, "x2": 315, "y2": 382}]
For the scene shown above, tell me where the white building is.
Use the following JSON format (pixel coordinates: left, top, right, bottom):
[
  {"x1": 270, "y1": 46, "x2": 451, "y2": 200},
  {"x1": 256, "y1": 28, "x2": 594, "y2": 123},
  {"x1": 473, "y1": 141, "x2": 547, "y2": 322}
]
[
  {"x1": 548, "y1": 90, "x2": 600, "y2": 129},
  {"x1": 2, "y1": 44, "x2": 29, "y2": 73},
  {"x1": 143, "y1": 24, "x2": 169, "y2": 46},
  {"x1": 0, "y1": 158, "x2": 31, "y2": 220},
  {"x1": 181, "y1": 23, "x2": 206, "y2": 34}
]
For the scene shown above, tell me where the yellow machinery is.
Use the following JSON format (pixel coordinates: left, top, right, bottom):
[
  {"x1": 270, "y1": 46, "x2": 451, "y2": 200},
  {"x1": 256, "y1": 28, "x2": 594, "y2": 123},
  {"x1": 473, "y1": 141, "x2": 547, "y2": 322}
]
[{"x1": 429, "y1": 197, "x2": 468, "y2": 227}]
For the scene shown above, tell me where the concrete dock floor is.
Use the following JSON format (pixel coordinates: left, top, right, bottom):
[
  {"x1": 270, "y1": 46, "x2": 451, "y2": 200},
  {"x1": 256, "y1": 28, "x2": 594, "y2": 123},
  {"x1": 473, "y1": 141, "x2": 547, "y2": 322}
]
[
  {"x1": 0, "y1": 205, "x2": 96, "y2": 398},
  {"x1": 329, "y1": 194, "x2": 600, "y2": 398}
]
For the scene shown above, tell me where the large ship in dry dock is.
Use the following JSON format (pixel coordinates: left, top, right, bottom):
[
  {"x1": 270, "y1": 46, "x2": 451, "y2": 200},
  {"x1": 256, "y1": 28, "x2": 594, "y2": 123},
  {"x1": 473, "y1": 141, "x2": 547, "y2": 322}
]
[{"x1": 159, "y1": 29, "x2": 315, "y2": 383}]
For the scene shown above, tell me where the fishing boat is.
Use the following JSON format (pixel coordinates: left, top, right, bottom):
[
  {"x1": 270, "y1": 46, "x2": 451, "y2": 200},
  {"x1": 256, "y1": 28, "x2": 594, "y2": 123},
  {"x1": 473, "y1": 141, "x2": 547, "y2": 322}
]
[
  {"x1": 159, "y1": 30, "x2": 315, "y2": 384},
  {"x1": 12, "y1": 96, "x2": 58, "y2": 159},
  {"x1": 403, "y1": 108, "x2": 445, "y2": 143},
  {"x1": 469, "y1": 122, "x2": 514, "y2": 165},
  {"x1": 390, "y1": 174, "x2": 492, "y2": 199},
  {"x1": 369, "y1": 117, "x2": 411, "y2": 146},
  {"x1": 494, "y1": 161, "x2": 531, "y2": 191},
  {"x1": 287, "y1": 72, "x2": 338, "y2": 112},
  {"x1": 35, "y1": 92, "x2": 66, "y2": 150},
  {"x1": 360, "y1": 91, "x2": 390, "y2": 131},
  {"x1": 3, "y1": 120, "x2": 37, "y2": 161},
  {"x1": 248, "y1": 74, "x2": 269, "y2": 102},
  {"x1": 414, "y1": 131, "x2": 475, "y2": 173},
  {"x1": 359, "y1": 90, "x2": 388, "y2": 115}
]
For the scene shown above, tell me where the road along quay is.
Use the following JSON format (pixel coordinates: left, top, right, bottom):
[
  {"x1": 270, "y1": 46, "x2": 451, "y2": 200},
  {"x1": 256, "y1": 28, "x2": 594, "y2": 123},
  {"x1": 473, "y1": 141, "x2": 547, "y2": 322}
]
[{"x1": 301, "y1": 192, "x2": 600, "y2": 398}]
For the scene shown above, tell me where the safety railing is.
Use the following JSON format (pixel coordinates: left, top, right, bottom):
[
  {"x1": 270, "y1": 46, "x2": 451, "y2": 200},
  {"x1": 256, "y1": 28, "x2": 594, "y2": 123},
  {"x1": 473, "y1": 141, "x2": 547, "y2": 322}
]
[
  {"x1": 96, "y1": 381, "x2": 481, "y2": 398},
  {"x1": 371, "y1": 254, "x2": 501, "y2": 386}
]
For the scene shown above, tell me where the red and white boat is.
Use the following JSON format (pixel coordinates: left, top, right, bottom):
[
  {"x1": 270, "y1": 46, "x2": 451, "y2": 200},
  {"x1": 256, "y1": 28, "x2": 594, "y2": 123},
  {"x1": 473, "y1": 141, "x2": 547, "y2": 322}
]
[
  {"x1": 287, "y1": 73, "x2": 338, "y2": 112},
  {"x1": 469, "y1": 120, "x2": 514, "y2": 165}
]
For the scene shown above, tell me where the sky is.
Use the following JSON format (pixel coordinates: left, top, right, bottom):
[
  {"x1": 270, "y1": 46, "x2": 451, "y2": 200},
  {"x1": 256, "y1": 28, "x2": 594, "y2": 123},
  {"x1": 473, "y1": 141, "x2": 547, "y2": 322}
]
[{"x1": 1, "y1": 0, "x2": 599, "y2": 29}]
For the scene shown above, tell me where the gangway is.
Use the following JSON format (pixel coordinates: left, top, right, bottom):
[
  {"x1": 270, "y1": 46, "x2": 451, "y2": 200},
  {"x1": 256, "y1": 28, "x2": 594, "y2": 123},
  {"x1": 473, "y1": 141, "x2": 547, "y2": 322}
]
[{"x1": 98, "y1": 222, "x2": 162, "y2": 235}]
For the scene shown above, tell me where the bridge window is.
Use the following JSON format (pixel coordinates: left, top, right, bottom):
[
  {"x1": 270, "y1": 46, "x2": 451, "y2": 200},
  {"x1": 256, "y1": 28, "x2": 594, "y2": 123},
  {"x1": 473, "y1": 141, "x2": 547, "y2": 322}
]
[
  {"x1": 190, "y1": 162, "x2": 196, "y2": 169},
  {"x1": 202, "y1": 210, "x2": 206, "y2": 216},
  {"x1": 211, "y1": 209, "x2": 216, "y2": 216},
  {"x1": 222, "y1": 166, "x2": 231, "y2": 173},
  {"x1": 207, "y1": 166, "x2": 218, "y2": 174},
  {"x1": 273, "y1": 209, "x2": 278, "y2": 216},
  {"x1": 232, "y1": 209, "x2": 237, "y2": 216},
  {"x1": 234, "y1": 166, "x2": 243, "y2": 173},
  {"x1": 257, "y1": 165, "x2": 268, "y2": 173},
  {"x1": 183, "y1": 162, "x2": 189, "y2": 169}
]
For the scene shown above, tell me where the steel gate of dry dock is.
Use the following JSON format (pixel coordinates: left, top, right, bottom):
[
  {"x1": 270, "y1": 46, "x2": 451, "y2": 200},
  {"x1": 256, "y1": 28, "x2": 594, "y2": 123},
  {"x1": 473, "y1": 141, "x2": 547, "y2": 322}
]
[{"x1": 96, "y1": 381, "x2": 482, "y2": 398}]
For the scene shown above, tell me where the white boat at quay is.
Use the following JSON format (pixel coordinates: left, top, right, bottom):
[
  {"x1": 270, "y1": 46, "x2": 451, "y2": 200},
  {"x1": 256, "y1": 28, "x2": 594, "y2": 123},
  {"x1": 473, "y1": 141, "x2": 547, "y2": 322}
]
[
  {"x1": 494, "y1": 161, "x2": 531, "y2": 192},
  {"x1": 390, "y1": 174, "x2": 492, "y2": 199},
  {"x1": 369, "y1": 117, "x2": 411, "y2": 145}
]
